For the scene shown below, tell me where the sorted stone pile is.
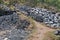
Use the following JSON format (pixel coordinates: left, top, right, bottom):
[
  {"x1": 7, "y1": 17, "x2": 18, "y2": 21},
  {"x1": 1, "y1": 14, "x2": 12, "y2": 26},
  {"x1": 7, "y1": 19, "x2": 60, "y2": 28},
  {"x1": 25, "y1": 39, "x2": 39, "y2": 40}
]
[
  {"x1": 0, "y1": 11, "x2": 31, "y2": 40},
  {"x1": 0, "y1": 4, "x2": 31, "y2": 40},
  {"x1": 15, "y1": 5, "x2": 60, "y2": 28},
  {"x1": 0, "y1": 12, "x2": 18, "y2": 30},
  {"x1": 0, "y1": 4, "x2": 60, "y2": 40},
  {"x1": 25, "y1": 8, "x2": 60, "y2": 28},
  {"x1": 0, "y1": 29, "x2": 31, "y2": 40}
]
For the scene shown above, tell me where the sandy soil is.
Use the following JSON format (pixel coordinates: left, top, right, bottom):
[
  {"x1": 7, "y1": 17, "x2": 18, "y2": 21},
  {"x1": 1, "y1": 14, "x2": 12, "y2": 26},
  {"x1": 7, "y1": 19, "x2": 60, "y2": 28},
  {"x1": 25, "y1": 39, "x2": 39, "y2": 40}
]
[{"x1": 28, "y1": 21, "x2": 55, "y2": 40}]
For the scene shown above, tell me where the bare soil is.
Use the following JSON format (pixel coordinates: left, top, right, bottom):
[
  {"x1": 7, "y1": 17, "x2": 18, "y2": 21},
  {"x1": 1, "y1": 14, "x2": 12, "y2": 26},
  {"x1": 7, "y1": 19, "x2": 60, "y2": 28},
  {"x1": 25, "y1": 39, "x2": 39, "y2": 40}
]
[{"x1": 28, "y1": 21, "x2": 55, "y2": 40}]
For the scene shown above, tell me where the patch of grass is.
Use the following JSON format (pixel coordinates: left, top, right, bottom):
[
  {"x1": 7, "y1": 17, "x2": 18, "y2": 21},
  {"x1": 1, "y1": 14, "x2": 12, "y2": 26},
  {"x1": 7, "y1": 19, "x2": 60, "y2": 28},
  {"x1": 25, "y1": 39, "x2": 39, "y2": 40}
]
[{"x1": 43, "y1": 31, "x2": 60, "y2": 40}]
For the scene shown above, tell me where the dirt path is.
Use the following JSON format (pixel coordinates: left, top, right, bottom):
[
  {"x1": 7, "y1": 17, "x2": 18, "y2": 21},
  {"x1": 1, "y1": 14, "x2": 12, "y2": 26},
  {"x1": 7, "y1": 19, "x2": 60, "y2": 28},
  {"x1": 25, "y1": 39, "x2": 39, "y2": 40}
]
[{"x1": 28, "y1": 21, "x2": 55, "y2": 40}]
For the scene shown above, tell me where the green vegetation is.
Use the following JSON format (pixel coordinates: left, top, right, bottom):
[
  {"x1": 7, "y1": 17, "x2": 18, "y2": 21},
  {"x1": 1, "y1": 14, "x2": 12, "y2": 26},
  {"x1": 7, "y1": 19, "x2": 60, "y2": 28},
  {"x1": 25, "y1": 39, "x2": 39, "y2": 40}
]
[
  {"x1": 0, "y1": 0, "x2": 60, "y2": 11},
  {"x1": 5, "y1": 0, "x2": 39, "y2": 7},
  {"x1": 12, "y1": 0, "x2": 60, "y2": 9},
  {"x1": 0, "y1": 0, "x2": 3, "y2": 4},
  {"x1": 44, "y1": 0, "x2": 60, "y2": 8},
  {"x1": 43, "y1": 31, "x2": 60, "y2": 40},
  {"x1": 40, "y1": 0, "x2": 60, "y2": 11}
]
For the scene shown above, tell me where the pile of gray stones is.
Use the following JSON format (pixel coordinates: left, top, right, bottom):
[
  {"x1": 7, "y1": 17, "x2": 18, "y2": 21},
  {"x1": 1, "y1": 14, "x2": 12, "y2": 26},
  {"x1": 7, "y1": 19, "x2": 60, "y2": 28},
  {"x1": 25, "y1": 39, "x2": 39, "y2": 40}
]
[
  {"x1": 26, "y1": 8, "x2": 60, "y2": 28},
  {"x1": 0, "y1": 4, "x2": 60, "y2": 40},
  {"x1": 0, "y1": 4, "x2": 31, "y2": 40},
  {"x1": 15, "y1": 4, "x2": 60, "y2": 28}
]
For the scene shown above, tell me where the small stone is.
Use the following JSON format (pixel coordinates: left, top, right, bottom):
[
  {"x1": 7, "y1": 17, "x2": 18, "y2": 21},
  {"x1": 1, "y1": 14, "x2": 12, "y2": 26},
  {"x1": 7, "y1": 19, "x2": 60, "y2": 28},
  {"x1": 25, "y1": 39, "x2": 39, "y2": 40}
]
[
  {"x1": 55, "y1": 30, "x2": 60, "y2": 35},
  {"x1": 4, "y1": 38, "x2": 8, "y2": 40}
]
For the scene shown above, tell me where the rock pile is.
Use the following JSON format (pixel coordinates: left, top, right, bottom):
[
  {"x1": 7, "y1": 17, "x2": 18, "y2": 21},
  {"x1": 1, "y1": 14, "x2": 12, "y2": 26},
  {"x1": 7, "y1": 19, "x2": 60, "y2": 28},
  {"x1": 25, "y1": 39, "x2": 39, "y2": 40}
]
[
  {"x1": 6, "y1": 29, "x2": 30, "y2": 40},
  {"x1": 0, "y1": 12, "x2": 19, "y2": 30},
  {"x1": 0, "y1": 29, "x2": 31, "y2": 40},
  {"x1": 0, "y1": 4, "x2": 31, "y2": 40},
  {"x1": 0, "y1": 12, "x2": 31, "y2": 40},
  {"x1": 26, "y1": 8, "x2": 60, "y2": 28},
  {"x1": 1, "y1": 4, "x2": 59, "y2": 40},
  {"x1": 15, "y1": 5, "x2": 60, "y2": 28}
]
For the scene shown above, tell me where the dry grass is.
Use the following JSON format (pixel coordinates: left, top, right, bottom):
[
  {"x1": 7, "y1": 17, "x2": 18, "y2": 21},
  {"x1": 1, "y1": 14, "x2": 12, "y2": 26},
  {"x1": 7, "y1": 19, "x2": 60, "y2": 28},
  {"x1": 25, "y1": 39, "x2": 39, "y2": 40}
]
[
  {"x1": 27, "y1": 21, "x2": 55, "y2": 40},
  {"x1": 43, "y1": 31, "x2": 60, "y2": 40},
  {"x1": 37, "y1": 3, "x2": 58, "y2": 12}
]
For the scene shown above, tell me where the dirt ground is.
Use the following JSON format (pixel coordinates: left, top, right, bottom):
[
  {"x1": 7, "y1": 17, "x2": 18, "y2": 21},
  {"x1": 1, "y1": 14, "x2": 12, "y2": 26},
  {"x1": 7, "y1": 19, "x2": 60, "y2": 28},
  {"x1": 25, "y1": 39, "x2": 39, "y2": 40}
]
[{"x1": 28, "y1": 21, "x2": 55, "y2": 40}]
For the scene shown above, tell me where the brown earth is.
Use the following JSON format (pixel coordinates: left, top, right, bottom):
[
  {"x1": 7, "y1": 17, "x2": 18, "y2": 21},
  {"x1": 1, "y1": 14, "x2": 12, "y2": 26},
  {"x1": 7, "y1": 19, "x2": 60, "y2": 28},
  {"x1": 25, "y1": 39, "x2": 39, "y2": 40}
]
[{"x1": 28, "y1": 21, "x2": 55, "y2": 40}]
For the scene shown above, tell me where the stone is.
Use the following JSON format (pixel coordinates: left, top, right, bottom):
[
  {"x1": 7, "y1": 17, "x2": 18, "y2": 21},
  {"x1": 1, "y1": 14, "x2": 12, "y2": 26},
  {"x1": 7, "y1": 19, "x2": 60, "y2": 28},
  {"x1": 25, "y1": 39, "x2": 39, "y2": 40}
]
[
  {"x1": 55, "y1": 30, "x2": 60, "y2": 35},
  {"x1": 4, "y1": 38, "x2": 9, "y2": 40}
]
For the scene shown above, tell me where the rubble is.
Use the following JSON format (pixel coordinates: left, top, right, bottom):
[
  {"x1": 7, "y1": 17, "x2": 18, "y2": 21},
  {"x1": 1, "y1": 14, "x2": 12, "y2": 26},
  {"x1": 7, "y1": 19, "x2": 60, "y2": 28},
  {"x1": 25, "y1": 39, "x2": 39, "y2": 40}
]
[
  {"x1": 26, "y1": 8, "x2": 60, "y2": 28},
  {"x1": 0, "y1": 12, "x2": 31, "y2": 40},
  {"x1": 0, "y1": 4, "x2": 60, "y2": 40},
  {"x1": 0, "y1": 4, "x2": 31, "y2": 40},
  {"x1": 15, "y1": 5, "x2": 60, "y2": 28}
]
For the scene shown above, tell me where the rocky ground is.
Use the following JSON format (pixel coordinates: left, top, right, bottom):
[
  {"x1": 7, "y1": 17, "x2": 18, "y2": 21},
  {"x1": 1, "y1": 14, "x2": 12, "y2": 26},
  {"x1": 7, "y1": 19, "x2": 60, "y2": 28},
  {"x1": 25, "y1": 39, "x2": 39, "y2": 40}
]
[
  {"x1": 0, "y1": 13, "x2": 32, "y2": 40},
  {"x1": 0, "y1": 4, "x2": 60, "y2": 40},
  {"x1": 15, "y1": 5, "x2": 60, "y2": 28},
  {"x1": 0, "y1": 4, "x2": 34, "y2": 40},
  {"x1": 0, "y1": 12, "x2": 33, "y2": 40}
]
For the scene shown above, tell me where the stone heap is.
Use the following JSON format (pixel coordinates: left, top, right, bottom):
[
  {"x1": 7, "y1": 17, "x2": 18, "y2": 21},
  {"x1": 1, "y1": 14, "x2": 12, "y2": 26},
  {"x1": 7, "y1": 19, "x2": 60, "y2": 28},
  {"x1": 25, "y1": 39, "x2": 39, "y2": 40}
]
[
  {"x1": 0, "y1": 12, "x2": 31, "y2": 40},
  {"x1": 0, "y1": 12, "x2": 18, "y2": 30},
  {"x1": 0, "y1": 4, "x2": 31, "y2": 40},
  {"x1": 26, "y1": 8, "x2": 60, "y2": 28},
  {"x1": 15, "y1": 5, "x2": 60, "y2": 28}
]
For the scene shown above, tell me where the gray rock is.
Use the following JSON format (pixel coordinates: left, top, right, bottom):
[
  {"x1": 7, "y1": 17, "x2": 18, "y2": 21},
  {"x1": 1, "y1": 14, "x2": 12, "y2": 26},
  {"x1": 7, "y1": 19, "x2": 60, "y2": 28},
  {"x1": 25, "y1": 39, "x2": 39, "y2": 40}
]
[{"x1": 55, "y1": 30, "x2": 60, "y2": 35}]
